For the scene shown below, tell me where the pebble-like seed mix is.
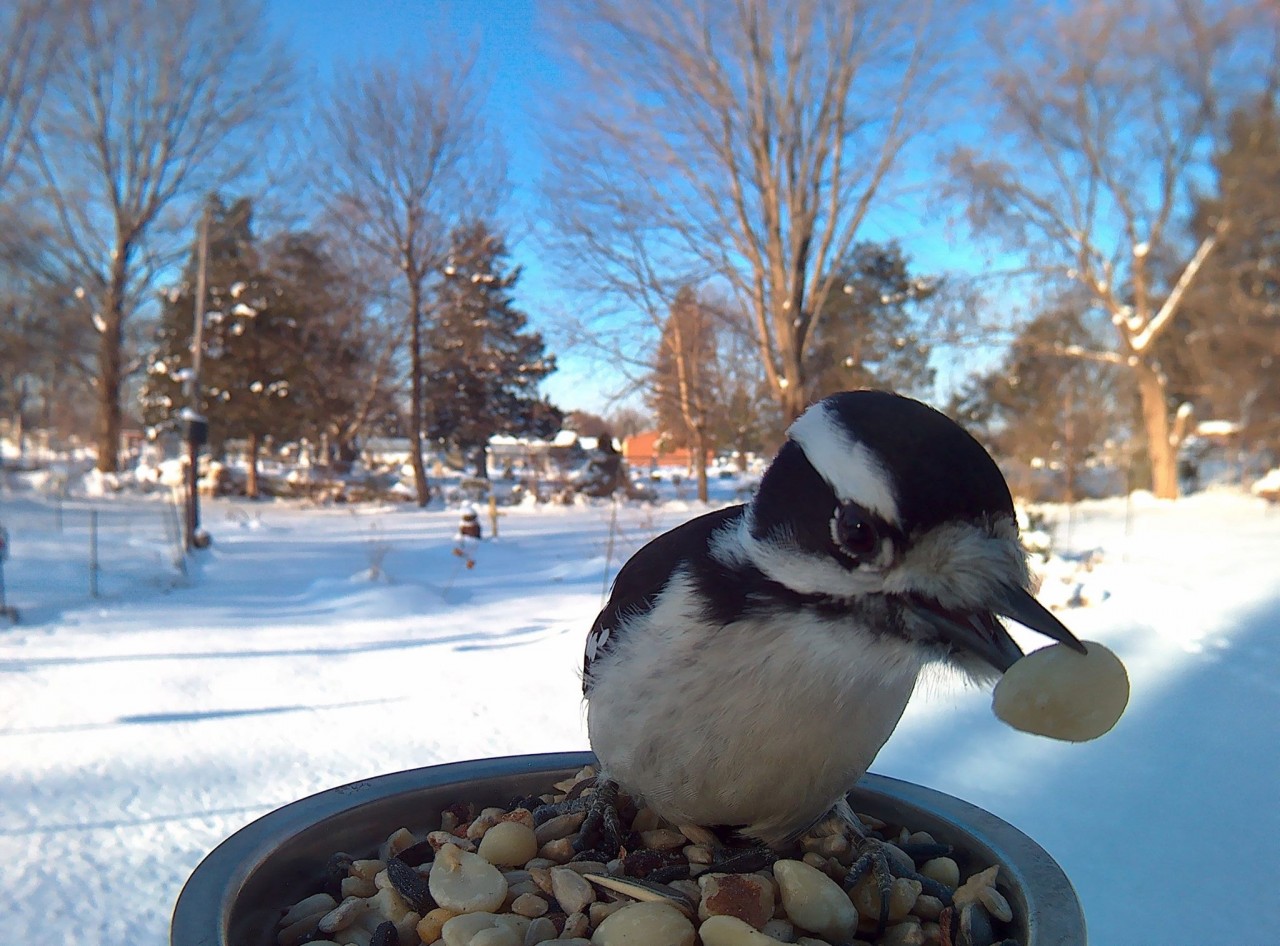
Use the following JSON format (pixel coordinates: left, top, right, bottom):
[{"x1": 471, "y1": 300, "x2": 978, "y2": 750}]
[{"x1": 274, "y1": 766, "x2": 1023, "y2": 946}]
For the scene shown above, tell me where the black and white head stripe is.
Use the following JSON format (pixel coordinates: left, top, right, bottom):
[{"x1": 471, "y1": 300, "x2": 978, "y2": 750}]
[
  {"x1": 787, "y1": 401, "x2": 900, "y2": 525},
  {"x1": 785, "y1": 391, "x2": 1014, "y2": 537}
]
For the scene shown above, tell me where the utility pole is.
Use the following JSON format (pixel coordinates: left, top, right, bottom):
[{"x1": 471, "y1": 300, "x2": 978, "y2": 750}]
[{"x1": 182, "y1": 206, "x2": 211, "y2": 551}]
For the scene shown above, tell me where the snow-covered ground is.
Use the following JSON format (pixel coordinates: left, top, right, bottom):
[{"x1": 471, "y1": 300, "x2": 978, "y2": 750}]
[{"x1": 0, "y1": 478, "x2": 1277, "y2": 944}]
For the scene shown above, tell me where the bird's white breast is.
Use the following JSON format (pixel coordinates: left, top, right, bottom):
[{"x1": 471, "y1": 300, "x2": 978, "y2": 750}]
[{"x1": 585, "y1": 573, "x2": 925, "y2": 846}]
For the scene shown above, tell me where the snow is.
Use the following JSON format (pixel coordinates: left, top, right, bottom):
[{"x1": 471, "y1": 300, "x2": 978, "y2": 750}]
[
  {"x1": 1197, "y1": 419, "x2": 1242, "y2": 437},
  {"x1": 1252, "y1": 468, "x2": 1280, "y2": 498},
  {"x1": 0, "y1": 483, "x2": 1278, "y2": 943}
]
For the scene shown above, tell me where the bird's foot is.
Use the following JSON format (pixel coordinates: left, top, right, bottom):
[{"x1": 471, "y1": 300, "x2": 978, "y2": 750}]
[
  {"x1": 574, "y1": 777, "x2": 625, "y2": 859},
  {"x1": 531, "y1": 776, "x2": 626, "y2": 861},
  {"x1": 844, "y1": 836, "x2": 897, "y2": 939},
  {"x1": 625, "y1": 823, "x2": 778, "y2": 884},
  {"x1": 840, "y1": 819, "x2": 955, "y2": 939}
]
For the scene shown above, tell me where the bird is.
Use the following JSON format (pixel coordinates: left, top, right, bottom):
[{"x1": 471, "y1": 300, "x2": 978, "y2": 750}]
[{"x1": 579, "y1": 389, "x2": 1085, "y2": 856}]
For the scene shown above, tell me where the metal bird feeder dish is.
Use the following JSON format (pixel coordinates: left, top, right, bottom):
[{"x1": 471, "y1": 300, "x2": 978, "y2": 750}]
[{"x1": 172, "y1": 752, "x2": 1086, "y2": 945}]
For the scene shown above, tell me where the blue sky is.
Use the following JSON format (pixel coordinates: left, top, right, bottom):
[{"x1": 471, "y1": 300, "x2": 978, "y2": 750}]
[
  {"x1": 263, "y1": 0, "x2": 997, "y2": 415},
  {"x1": 266, "y1": 0, "x2": 615, "y2": 411}
]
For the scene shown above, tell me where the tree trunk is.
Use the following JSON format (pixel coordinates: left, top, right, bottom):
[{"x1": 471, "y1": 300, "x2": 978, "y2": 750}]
[
  {"x1": 407, "y1": 280, "x2": 430, "y2": 507},
  {"x1": 332, "y1": 434, "x2": 358, "y2": 473},
  {"x1": 96, "y1": 307, "x2": 124, "y2": 474},
  {"x1": 780, "y1": 380, "x2": 807, "y2": 424},
  {"x1": 247, "y1": 430, "x2": 260, "y2": 499},
  {"x1": 1134, "y1": 362, "x2": 1179, "y2": 500},
  {"x1": 474, "y1": 445, "x2": 488, "y2": 479},
  {"x1": 1062, "y1": 386, "x2": 1076, "y2": 505},
  {"x1": 735, "y1": 430, "x2": 750, "y2": 473},
  {"x1": 776, "y1": 310, "x2": 811, "y2": 423},
  {"x1": 13, "y1": 378, "x2": 26, "y2": 460},
  {"x1": 779, "y1": 343, "x2": 808, "y2": 422},
  {"x1": 693, "y1": 426, "x2": 709, "y2": 503},
  {"x1": 96, "y1": 245, "x2": 134, "y2": 473}
]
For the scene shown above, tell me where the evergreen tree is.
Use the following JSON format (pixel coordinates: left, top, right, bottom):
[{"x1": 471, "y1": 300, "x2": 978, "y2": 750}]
[
  {"x1": 141, "y1": 195, "x2": 258, "y2": 445},
  {"x1": 141, "y1": 197, "x2": 310, "y2": 496},
  {"x1": 423, "y1": 222, "x2": 559, "y2": 477},
  {"x1": 1175, "y1": 92, "x2": 1280, "y2": 451},
  {"x1": 264, "y1": 231, "x2": 400, "y2": 469},
  {"x1": 951, "y1": 300, "x2": 1130, "y2": 501},
  {"x1": 808, "y1": 242, "x2": 938, "y2": 399}
]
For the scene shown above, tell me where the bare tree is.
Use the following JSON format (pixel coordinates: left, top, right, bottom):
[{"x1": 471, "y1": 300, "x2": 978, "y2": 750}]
[
  {"x1": 319, "y1": 60, "x2": 504, "y2": 506},
  {"x1": 0, "y1": 239, "x2": 96, "y2": 453},
  {"x1": 26, "y1": 0, "x2": 292, "y2": 472},
  {"x1": 948, "y1": 0, "x2": 1275, "y2": 499},
  {"x1": 545, "y1": 0, "x2": 956, "y2": 421},
  {"x1": 650, "y1": 287, "x2": 720, "y2": 501},
  {"x1": 0, "y1": 0, "x2": 65, "y2": 194}
]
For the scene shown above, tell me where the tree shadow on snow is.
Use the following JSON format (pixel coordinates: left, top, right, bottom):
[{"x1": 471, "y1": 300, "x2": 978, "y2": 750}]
[{"x1": 871, "y1": 591, "x2": 1280, "y2": 945}]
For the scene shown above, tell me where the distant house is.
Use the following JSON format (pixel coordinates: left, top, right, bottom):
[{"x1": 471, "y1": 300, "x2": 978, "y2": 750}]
[
  {"x1": 362, "y1": 437, "x2": 413, "y2": 468},
  {"x1": 622, "y1": 430, "x2": 710, "y2": 471}
]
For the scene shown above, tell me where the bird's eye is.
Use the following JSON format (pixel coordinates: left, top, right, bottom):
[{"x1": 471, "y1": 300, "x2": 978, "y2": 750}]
[{"x1": 834, "y1": 504, "x2": 880, "y2": 560}]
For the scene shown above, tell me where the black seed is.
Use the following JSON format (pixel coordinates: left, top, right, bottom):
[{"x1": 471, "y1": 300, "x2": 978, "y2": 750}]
[
  {"x1": 710, "y1": 846, "x2": 775, "y2": 874},
  {"x1": 621, "y1": 848, "x2": 664, "y2": 877},
  {"x1": 394, "y1": 838, "x2": 435, "y2": 868},
  {"x1": 370, "y1": 920, "x2": 399, "y2": 946},
  {"x1": 646, "y1": 863, "x2": 692, "y2": 883},
  {"x1": 443, "y1": 801, "x2": 474, "y2": 824},
  {"x1": 899, "y1": 840, "x2": 953, "y2": 862},
  {"x1": 322, "y1": 851, "x2": 354, "y2": 899},
  {"x1": 570, "y1": 848, "x2": 614, "y2": 863},
  {"x1": 917, "y1": 872, "x2": 955, "y2": 904},
  {"x1": 386, "y1": 855, "x2": 432, "y2": 913},
  {"x1": 621, "y1": 847, "x2": 687, "y2": 878}
]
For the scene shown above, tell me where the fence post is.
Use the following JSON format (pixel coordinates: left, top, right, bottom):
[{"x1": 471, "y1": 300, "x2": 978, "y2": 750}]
[{"x1": 89, "y1": 509, "x2": 99, "y2": 598}]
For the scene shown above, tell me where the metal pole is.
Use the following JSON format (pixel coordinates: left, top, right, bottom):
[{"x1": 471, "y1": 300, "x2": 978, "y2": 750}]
[
  {"x1": 184, "y1": 207, "x2": 210, "y2": 551},
  {"x1": 89, "y1": 509, "x2": 99, "y2": 598},
  {"x1": 0, "y1": 523, "x2": 12, "y2": 621}
]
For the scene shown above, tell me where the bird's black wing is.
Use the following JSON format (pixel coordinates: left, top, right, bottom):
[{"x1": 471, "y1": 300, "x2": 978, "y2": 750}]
[{"x1": 583, "y1": 503, "x2": 744, "y2": 692}]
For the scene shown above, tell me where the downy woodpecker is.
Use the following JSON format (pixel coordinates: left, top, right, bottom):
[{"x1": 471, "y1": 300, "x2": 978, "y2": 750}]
[{"x1": 583, "y1": 390, "x2": 1085, "y2": 847}]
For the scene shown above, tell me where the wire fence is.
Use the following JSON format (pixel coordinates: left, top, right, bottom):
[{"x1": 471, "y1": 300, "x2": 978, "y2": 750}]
[{"x1": 0, "y1": 479, "x2": 187, "y2": 623}]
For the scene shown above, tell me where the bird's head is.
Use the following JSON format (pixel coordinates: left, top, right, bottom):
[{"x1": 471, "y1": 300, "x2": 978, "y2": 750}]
[{"x1": 732, "y1": 390, "x2": 1084, "y2": 681}]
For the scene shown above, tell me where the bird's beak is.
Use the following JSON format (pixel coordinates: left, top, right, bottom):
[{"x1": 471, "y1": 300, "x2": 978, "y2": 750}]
[
  {"x1": 908, "y1": 584, "x2": 1087, "y2": 674},
  {"x1": 993, "y1": 583, "x2": 1087, "y2": 655}
]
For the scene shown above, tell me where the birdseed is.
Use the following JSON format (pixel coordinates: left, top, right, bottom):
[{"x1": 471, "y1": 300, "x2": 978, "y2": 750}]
[{"x1": 274, "y1": 766, "x2": 1023, "y2": 946}]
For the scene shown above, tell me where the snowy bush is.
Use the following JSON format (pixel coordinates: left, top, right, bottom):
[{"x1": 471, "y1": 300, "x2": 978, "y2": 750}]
[{"x1": 1251, "y1": 469, "x2": 1280, "y2": 504}]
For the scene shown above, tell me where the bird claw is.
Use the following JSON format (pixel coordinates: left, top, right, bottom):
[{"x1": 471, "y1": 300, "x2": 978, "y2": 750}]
[
  {"x1": 842, "y1": 830, "x2": 956, "y2": 937},
  {"x1": 530, "y1": 776, "x2": 626, "y2": 860},
  {"x1": 574, "y1": 778, "x2": 625, "y2": 857},
  {"x1": 844, "y1": 837, "x2": 896, "y2": 939}
]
